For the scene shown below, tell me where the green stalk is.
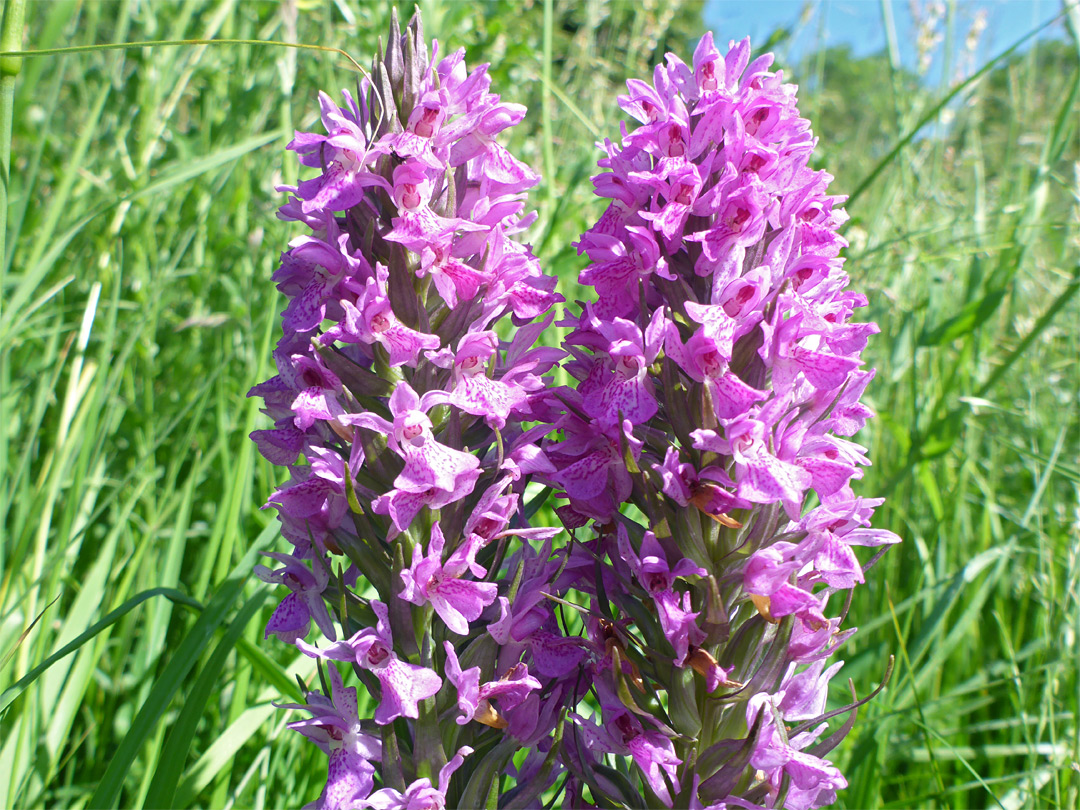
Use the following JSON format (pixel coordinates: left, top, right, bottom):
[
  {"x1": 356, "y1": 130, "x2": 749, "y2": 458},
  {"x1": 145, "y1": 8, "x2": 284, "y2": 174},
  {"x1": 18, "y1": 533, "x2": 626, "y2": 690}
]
[
  {"x1": 0, "y1": 0, "x2": 25, "y2": 264},
  {"x1": 541, "y1": 0, "x2": 556, "y2": 203},
  {"x1": 0, "y1": 0, "x2": 25, "y2": 604},
  {"x1": 0, "y1": 37, "x2": 364, "y2": 70},
  {"x1": 848, "y1": 12, "x2": 1062, "y2": 208}
]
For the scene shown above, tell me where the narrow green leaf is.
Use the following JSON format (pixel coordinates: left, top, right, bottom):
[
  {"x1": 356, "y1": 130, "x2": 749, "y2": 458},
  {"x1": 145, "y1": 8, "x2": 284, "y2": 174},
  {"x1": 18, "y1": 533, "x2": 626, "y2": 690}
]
[
  {"x1": 502, "y1": 713, "x2": 565, "y2": 809},
  {"x1": 143, "y1": 590, "x2": 269, "y2": 809},
  {"x1": 0, "y1": 588, "x2": 201, "y2": 716},
  {"x1": 88, "y1": 522, "x2": 276, "y2": 809},
  {"x1": 918, "y1": 287, "x2": 1006, "y2": 346},
  {"x1": 458, "y1": 738, "x2": 516, "y2": 809},
  {"x1": 847, "y1": 15, "x2": 1061, "y2": 207},
  {"x1": 173, "y1": 707, "x2": 271, "y2": 808},
  {"x1": 0, "y1": 129, "x2": 283, "y2": 342}
]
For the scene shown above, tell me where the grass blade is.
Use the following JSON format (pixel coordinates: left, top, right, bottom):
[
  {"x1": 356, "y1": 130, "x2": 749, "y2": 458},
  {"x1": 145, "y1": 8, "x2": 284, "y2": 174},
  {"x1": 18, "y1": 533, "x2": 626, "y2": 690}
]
[
  {"x1": 143, "y1": 589, "x2": 269, "y2": 809},
  {"x1": 87, "y1": 522, "x2": 276, "y2": 809},
  {"x1": 0, "y1": 587, "x2": 200, "y2": 716},
  {"x1": 847, "y1": 13, "x2": 1063, "y2": 208}
]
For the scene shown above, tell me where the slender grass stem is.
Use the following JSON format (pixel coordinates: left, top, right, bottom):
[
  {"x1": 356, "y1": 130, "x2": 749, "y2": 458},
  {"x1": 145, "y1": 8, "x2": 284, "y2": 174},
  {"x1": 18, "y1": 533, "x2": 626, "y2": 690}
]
[
  {"x1": 541, "y1": 0, "x2": 556, "y2": 203},
  {"x1": 0, "y1": 0, "x2": 26, "y2": 596},
  {"x1": 0, "y1": 37, "x2": 364, "y2": 72}
]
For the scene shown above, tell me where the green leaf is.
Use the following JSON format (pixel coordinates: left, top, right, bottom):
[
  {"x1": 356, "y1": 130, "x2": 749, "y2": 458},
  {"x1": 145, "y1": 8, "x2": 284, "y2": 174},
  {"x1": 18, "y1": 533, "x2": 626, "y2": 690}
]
[
  {"x1": 914, "y1": 407, "x2": 965, "y2": 461},
  {"x1": 457, "y1": 738, "x2": 516, "y2": 809},
  {"x1": 846, "y1": 16, "x2": 1059, "y2": 207},
  {"x1": 502, "y1": 713, "x2": 565, "y2": 809},
  {"x1": 143, "y1": 589, "x2": 269, "y2": 809},
  {"x1": 0, "y1": 129, "x2": 283, "y2": 343},
  {"x1": 917, "y1": 287, "x2": 1006, "y2": 346},
  {"x1": 0, "y1": 588, "x2": 201, "y2": 717},
  {"x1": 173, "y1": 698, "x2": 281, "y2": 808},
  {"x1": 88, "y1": 523, "x2": 276, "y2": 809}
]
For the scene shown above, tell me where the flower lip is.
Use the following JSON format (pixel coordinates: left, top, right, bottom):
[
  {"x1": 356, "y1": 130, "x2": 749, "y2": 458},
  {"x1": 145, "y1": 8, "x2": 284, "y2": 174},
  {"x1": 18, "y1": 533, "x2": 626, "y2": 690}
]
[
  {"x1": 700, "y1": 62, "x2": 718, "y2": 91},
  {"x1": 413, "y1": 106, "x2": 441, "y2": 138},
  {"x1": 282, "y1": 572, "x2": 303, "y2": 590},
  {"x1": 390, "y1": 403, "x2": 436, "y2": 448},
  {"x1": 701, "y1": 349, "x2": 723, "y2": 377},
  {"x1": 643, "y1": 571, "x2": 669, "y2": 593},
  {"x1": 744, "y1": 106, "x2": 771, "y2": 136},
  {"x1": 734, "y1": 433, "x2": 756, "y2": 454},
  {"x1": 722, "y1": 285, "x2": 756, "y2": 317},
  {"x1": 726, "y1": 206, "x2": 751, "y2": 231},
  {"x1": 614, "y1": 713, "x2": 638, "y2": 743},
  {"x1": 324, "y1": 723, "x2": 345, "y2": 742},
  {"x1": 673, "y1": 183, "x2": 695, "y2": 205}
]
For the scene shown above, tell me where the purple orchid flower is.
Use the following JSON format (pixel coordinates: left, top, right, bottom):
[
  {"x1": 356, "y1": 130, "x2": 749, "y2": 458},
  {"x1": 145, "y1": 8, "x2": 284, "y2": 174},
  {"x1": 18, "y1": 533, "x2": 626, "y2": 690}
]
[
  {"x1": 742, "y1": 543, "x2": 828, "y2": 629},
  {"x1": 573, "y1": 680, "x2": 683, "y2": 808},
  {"x1": 665, "y1": 303, "x2": 768, "y2": 420},
  {"x1": 443, "y1": 641, "x2": 542, "y2": 727},
  {"x1": 285, "y1": 90, "x2": 391, "y2": 214},
  {"x1": 277, "y1": 665, "x2": 381, "y2": 760},
  {"x1": 296, "y1": 600, "x2": 442, "y2": 725},
  {"x1": 762, "y1": 309, "x2": 863, "y2": 397},
  {"x1": 576, "y1": 225, "x2": 670, "y2": 320},
  {"x1": 383, "y1": 162, "x2": 483, "y2": 253},
  {"x1": 250, "y1": 418, "x2": 309, "y2": 467},
  {"x1": 427, "y1": 329, "x2": 528, "y2": 429},
  {"x1": 264, "y1": 446, "x2": 352, "y2": 556},
  {"x1": 746, "y1": 691, "x2": 848, "y2": 810},
  {"x1": 450, "y1": 101, "x2": 538, "y2": 187},
  {"x1": 357, "y1": 746, "x2": 472, "y2": 810},
  {"x1": 652, "y1": 446, "x2": 748, "y2": 520},
  {"x1": 545, "y1": 410, "x2": 641, "y2": 522},
  {"x1": 321, "y1": 263, "x2": 440, "y2": 367},
  {"x1": 251, "y1": 17, "x2": 897, "y2": 810},
  {"x1": 573, "y1": 308, "x2": 666, "y2": 428},
  {"x1": 272, "y1": 223, "x2": 369, "y2": 335},
  {"x1": 416, "y1": 232, "x2": 490, "y2": 308},
  {"x1": 488, "y1": 539, "x2": 587, "y2": 678},
  {"x1": 693, "y1": 417, "x2": 813, "y2": 515},
  {"x1": 276, "y1": 666, "x2": 381, "y2": 810},
  {"x1": 254, "y1": 552, "x2": 336, "y2": 643},
  {"x1": 382, "y1": 90, "x2": 452, "y2": 170},
  {"x1": 270, "y1": 336, "x2": 346, "y2": 431},
  {"x1": 342, "y1": 381, "x2": 480, "y2": 499},
  {"x1": 617, "y1": 527, "x2": 707, "y2": 665},
  {"x1": 637, "y1": 159, "x2": 720, "y2": 250},
  {"x1": 400, "y1": 524, "x2": 497, "y2": 635}
]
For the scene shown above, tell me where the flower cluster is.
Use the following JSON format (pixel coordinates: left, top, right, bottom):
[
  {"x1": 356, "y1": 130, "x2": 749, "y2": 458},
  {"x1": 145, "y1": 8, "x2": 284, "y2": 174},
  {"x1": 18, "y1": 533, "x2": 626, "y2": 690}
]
[
  {"x1": 251, "y1": 12, "x2": 899, "y2": 809},
  {"x1": 249, "y1": 10, "x2": 578, "y2": 808},
  {"x1": 536, "y1": 33, "x2": 900, "y2": 809}
]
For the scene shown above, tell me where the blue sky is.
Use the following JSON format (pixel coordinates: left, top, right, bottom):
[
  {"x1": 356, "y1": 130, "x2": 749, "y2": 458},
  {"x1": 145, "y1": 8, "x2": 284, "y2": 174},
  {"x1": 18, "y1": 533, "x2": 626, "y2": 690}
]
[{"x1": 704, "y1": 1, "x2": 1068, "y2": 75}]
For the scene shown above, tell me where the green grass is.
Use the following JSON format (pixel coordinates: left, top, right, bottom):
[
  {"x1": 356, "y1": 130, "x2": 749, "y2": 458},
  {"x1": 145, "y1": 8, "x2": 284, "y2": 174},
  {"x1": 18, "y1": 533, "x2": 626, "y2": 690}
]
[{"x1": 0, "y1": 1, "x2": 1077, "y2": 808}]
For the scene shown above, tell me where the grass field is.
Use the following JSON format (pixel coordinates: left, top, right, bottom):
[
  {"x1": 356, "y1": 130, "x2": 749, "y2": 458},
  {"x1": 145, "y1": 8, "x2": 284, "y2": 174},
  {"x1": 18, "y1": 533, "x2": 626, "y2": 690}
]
[{"x1": 1, "y1": 1, "x2": 1077, "y2": 808}]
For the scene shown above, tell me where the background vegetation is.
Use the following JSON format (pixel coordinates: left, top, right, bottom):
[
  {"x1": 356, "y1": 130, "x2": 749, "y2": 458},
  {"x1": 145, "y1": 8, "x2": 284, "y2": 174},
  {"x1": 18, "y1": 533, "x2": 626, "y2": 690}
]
[{"x1": 1, "y1": 1, "x2": 1077, "y2": 808}]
